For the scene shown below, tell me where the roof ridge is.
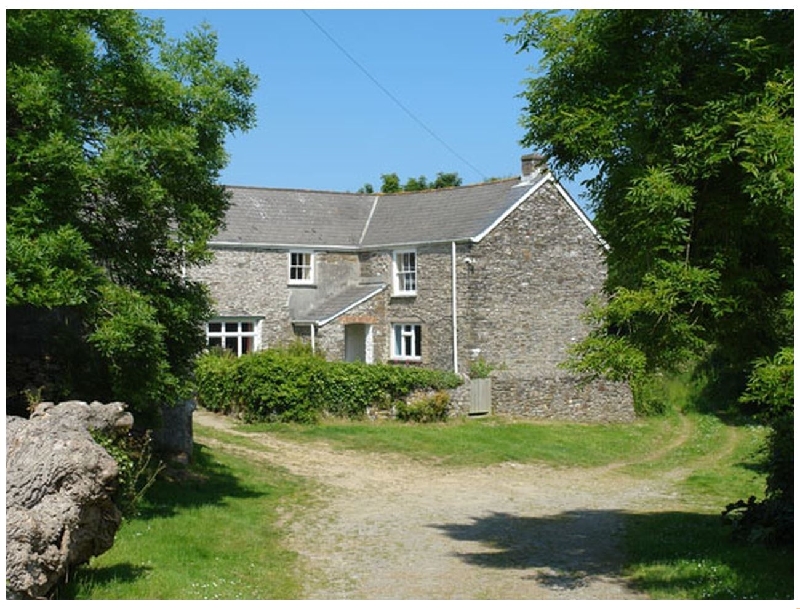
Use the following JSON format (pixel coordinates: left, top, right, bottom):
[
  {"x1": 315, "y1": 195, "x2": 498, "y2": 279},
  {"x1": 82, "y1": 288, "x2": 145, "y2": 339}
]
[
  {"x1": 375, "y1": 177, "x2": 519, "y2": 198},
  {"x1": 223, "y1": 177, "x2": 520, "y2": 197},
  {"x1": 224, "y1": 185, "x2": 370, "y2": 196}
]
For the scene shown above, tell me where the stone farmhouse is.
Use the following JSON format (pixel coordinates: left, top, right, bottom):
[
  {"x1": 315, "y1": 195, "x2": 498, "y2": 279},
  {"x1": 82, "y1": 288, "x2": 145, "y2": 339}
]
[{"x1": 190, "y1": 154, "x2": 634, "y2": 421}]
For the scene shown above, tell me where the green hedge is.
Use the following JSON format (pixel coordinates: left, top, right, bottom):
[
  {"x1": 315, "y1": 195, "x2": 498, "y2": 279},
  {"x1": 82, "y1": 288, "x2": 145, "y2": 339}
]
[{"x1": 194, "y1": 347, "x2": 462, "y2": 423}]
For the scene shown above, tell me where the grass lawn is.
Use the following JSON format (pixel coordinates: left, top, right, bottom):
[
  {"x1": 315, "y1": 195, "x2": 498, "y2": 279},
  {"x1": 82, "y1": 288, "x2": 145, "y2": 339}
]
[
  {"x1": 58, "y1": 442, "x2": 313, "y2": 600},
  {"x1": 241, "y1": 410, "x2": 684, "y2": 468},
  {"x1": 60, "y1": 409, "x2": 793, "y2": 600}
]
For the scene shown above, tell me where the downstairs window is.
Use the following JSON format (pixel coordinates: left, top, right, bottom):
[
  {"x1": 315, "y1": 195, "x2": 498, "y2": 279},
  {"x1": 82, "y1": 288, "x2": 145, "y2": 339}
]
[{"x1": 206, "y1": 319, "x2": 260, "y2": 356}]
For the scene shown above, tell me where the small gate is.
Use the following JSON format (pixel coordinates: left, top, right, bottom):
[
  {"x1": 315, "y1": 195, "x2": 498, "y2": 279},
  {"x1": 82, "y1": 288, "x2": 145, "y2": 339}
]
[{"x1": 469, "y1": 378, "x2": 492, "y2": 415}]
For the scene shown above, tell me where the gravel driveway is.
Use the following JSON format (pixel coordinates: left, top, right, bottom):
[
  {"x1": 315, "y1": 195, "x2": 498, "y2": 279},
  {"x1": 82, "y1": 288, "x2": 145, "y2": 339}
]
[{"x1": 193, "y1": 410, "x2": 691, "y2": 600}]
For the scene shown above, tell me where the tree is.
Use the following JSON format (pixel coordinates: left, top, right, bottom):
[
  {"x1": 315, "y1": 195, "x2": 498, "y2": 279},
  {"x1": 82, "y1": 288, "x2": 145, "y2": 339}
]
[
  {"x1": 360, "y1": 171, "x2": 463, "y2": 193},
  {"x1": 380, "y1": 173, "x2": 402, "y2": 193},
  {"x1": 431, "y1": 172, "x2": 462, "y2": 189},
  {"x1": 507, "y1": 9, "x2": 792, "y2": 543},
  {"x1": 403, "y1": 175, "x2": 429, "y2": 192},
  {"x1": 6, "y1": 10, "x2": 258, "y2": 423}
]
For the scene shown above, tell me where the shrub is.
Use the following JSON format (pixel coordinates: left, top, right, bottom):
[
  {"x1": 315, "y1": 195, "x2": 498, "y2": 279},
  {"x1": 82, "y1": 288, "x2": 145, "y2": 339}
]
[
  {"x1": 724, "y1": 347, "x2": 794, "y2": 546},
  {"x1": 236, "y1": 350, "x2": 322, "y2": 423},
  {"x1": 194, "y1": 348, "x2": 241, "y2": 415},
  {"x1": 194, "y1": 348, "x2": 462, "y2": 423},
  {"x1": 468, "y1": 356, "x2": 498, "y2": 379},
  {"x1": 396, "y1": 391, "x2": 451, "y2": 423}
]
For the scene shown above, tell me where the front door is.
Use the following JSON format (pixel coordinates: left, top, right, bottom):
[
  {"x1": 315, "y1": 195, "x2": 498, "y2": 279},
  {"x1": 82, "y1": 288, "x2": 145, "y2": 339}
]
[{"x1": 344, "y1": 324, "x2": 372, "y2": 363}]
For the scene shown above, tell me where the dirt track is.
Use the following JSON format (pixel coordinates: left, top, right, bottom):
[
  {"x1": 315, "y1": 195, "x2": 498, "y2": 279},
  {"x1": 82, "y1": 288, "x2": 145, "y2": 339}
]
[{"x1": 193, "y1": 410, "x2": 702, "y2": 600}]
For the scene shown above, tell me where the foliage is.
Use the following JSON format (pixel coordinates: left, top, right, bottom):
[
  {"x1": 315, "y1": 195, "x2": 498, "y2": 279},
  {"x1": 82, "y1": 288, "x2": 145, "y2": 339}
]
[
  {"x1": 468, "y1": 356, "x2": 497, "y2": 379},
  {"x1": 358, "y1": 171, "x2": 463, "y2": 193},
  {"x1": 395, "y1": 391, "x2": 451, "y2": 423},
  {"x1": 507, "y1": 9, "x2": 792, "y2": 541},
  {"x1": 91, "y1": 429, "x2": 163, "y2": 518},
  {"x1": 6, "y1": 9, "x2": 257, "y2": 419},
  {"x1": 507, "y1": 8, "x2": 792, "y2": 384},
  {"x1": 193, "y1": 348, "x2": 242, "y2": 415},
  {"x1": 724, "y1": 346, "x2": 794, "y2": 545},
  {"x1": 194, "y1": 348, "x2": 462, "y2": 423}
]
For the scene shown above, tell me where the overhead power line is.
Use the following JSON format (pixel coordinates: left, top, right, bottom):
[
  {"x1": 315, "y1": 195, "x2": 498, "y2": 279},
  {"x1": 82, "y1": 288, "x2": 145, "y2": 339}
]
[{"x1": 301, "y1": 10, "x2": 487, "y2": 181}]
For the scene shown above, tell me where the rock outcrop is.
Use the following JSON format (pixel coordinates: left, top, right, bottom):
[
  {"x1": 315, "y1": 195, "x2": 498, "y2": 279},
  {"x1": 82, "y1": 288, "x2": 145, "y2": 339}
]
[{"x1": 6, "y1": 401, "x2": 133, "y2": 599}]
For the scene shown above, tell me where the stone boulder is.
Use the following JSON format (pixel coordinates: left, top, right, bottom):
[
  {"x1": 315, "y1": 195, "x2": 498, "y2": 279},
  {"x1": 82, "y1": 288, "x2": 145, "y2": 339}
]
[{"x1": 6, "y1": 400, "x2": 134, "y2": 599}]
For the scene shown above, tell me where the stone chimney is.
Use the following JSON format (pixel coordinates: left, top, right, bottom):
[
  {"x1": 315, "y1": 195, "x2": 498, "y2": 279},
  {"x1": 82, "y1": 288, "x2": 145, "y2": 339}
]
[{"x1": 521, "y1": 153, "x2": 547, "y2": 180}]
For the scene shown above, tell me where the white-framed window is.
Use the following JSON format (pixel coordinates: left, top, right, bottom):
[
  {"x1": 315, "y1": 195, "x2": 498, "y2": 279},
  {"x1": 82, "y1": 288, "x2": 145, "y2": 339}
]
[
  {"x1": 288, "y1": 251, "x2": 314, "y2": 285},
  {"x1": 392, "y1": 249, "x2": 417, "y2": 296},
  {"x1": 391, "y1": 323, "x2": 422, "y2": 361},
  {"x1": 206, "y1": 318, "x2": 261, "y2": 356}
]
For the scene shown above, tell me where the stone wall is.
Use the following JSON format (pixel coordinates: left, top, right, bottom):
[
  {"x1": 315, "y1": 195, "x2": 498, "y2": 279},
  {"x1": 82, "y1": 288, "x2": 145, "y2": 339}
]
[
  {"x1": 462, "y1": 181, "x2": 605, "y2": 377},
  {"x1": 5, "y1": 306, "x2": 84, "y2": 416},
  {"x1": 492, "y1": 375, "x2": 635, "y2": 422},
  {"x1": 190, "y1": 248, "x2": 362, "y2": 350},
  {"x1": 190, "y1": 247, "x2": 293, "y2": 348}
]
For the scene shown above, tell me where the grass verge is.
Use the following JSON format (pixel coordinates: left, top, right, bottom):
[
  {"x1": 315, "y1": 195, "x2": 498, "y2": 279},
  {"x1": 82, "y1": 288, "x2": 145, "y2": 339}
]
[
  {"x1": 57, "y1": 440, "x2": 311, "y2": 600},
  {"x1": 241, "y1": 412, "x2": 683, "y2": 468}
]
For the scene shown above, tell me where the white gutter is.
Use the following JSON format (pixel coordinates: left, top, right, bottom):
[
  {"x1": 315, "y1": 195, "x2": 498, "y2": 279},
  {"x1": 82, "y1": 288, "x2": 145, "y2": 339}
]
[
  {"x1": 451, "y1": 241, "x2": 459, "y2": 374},
  {"x1": 210, "y1": 241, "x2": 360, "y2": 252},
  {"x1": 310, "y1": 324, "x2": 316, "y2": 354}
]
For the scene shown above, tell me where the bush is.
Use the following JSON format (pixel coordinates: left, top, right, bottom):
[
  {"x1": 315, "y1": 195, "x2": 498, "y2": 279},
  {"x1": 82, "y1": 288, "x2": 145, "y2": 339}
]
[
  {"x1": 725, "y1": 347, "x2": 794, "y2": 546},
  {"x1": 395, "y1": 391, "x2": 451, "y2": 423},
  {"x1": 194, "y1": 348, "x2": 241, "y2": 415},
  {"x1": 236, "y1": 350, "x2": 322, "y2": 423},
  {"x1": 194, "y1": 348, "x2": 462, "y2": 423}
]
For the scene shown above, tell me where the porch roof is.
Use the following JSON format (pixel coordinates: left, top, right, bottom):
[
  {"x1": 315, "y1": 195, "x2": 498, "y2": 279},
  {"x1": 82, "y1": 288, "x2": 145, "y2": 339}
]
[{"x1": 292, "y1": 281, "x2": 388, "y2": 327}]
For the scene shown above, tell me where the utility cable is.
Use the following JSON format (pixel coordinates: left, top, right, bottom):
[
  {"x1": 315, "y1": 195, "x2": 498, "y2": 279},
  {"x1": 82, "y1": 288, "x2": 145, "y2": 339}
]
[{"x1": 301, "y1": 10, "x2": 487, "y2": 181}]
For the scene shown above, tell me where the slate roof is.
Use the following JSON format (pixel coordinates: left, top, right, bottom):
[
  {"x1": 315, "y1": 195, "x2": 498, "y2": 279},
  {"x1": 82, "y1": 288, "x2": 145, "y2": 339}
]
[
  {"x1": 213, "y1": 171, "x2": 549, "y2": 250},
  {"x1": 292, "y1": 282, "x2": 388, "y2": 326},
  {"x1": 213, "y1": 187, "x2": 371, "y2": 248}
]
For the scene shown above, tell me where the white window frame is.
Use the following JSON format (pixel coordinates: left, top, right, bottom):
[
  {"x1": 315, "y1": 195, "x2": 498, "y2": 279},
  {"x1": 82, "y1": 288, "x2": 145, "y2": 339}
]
[
  {"x1": 206, "y1": 318, "x2": 261, "y2": 356},
  {"x1": 288, "y1": 250, "x2": 315, "y2": 285},
  {"x1": 391, "y1": 323, "x2": 422, "y2": 361},
  {"x1": 392, "y1": 249, "x2": 417, "y2": 296}
]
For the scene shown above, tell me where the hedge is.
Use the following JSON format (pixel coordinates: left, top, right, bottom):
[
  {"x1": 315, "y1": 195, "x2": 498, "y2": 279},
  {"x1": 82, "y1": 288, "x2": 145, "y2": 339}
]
[{"x1": 194, "y1": 346, "x2": 462, "y2": 423}]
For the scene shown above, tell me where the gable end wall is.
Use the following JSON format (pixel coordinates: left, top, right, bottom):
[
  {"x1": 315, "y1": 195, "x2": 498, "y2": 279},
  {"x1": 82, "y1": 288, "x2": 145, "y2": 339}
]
[{"x1": 461, "y1": 181, "x2": 633, "y2": 421}]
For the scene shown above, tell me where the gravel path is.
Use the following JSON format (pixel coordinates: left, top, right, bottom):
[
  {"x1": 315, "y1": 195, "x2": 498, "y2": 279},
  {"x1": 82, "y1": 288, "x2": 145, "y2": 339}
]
[{"x1": 193, "y1": 410, "x2": 696, "y2": 600}]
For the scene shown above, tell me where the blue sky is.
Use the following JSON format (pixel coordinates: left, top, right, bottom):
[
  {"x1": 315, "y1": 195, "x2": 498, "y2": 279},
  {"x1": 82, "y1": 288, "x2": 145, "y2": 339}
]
[{"x1": 140, "y1": 8, "x2": 595, "y2": 212}]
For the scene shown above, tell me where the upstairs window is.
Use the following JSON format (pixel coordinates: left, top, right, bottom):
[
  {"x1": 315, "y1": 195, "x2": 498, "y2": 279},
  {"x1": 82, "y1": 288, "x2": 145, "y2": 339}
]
[
  {"x1": 392, "y1": 250, "x2": 417, "y2": 296},
  {"x1": 206, "y1": 319, "x2": 260, "y2": 356},
  {"x1": 392, "y1": 323, "x2": 422, "y2": 361},
  {"x1": 288, "y1": 251, "x2": 314, "y2": 285}
]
